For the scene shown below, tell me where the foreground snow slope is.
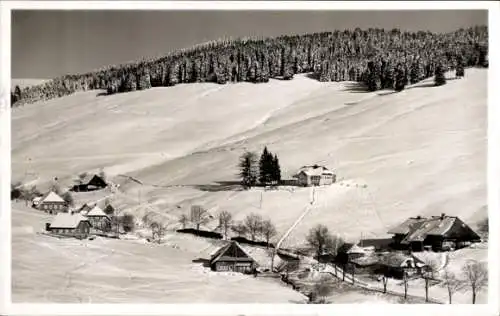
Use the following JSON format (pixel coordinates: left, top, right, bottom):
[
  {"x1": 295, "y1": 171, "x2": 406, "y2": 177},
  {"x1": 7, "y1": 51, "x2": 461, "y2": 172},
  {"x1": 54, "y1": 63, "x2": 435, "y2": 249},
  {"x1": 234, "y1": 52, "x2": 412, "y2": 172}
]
[
  {"x1": 12, "y1": 69, "x2": 487, "y2": 246},
  {"x1": 12, "y1": 204, "x2": 307, "y2": 303}
]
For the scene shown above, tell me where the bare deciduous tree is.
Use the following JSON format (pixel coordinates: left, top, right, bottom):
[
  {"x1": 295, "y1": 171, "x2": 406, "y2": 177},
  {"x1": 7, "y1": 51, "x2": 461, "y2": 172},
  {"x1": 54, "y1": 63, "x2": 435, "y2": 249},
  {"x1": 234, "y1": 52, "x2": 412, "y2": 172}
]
[
  {"x1": 442, "y1": 269, "x2": 464, "y2": 304},
  {"x1": 306, "y1": 224, "x2": 344, "y2": 261},
  {"x1": 62, "y1": 191, "x2": 74, "y2": 207},
  {"x1": 462, "y1": 260, "x2": 488, "y2": 304},
  {"x1": 218, "y1": 210, "x2": 233, "y2": 240},
  {"x1": 179, "y1": 213, "x2": 189, "y2": 229},
  {"x1": 190, "y1": 205, "x2": 209, "y2": 231},
  {"x1": 244, "y1": 213, "x2": 263, "y2": 241},
  {"x1": 232, "y1": 223, "x2": 248, "y2": 238},
  {"x1": 260, "y1": 219, "x2": 277, "y2": 248},
  {"x1": 311, "y1": 276, "x2": 333, "y2": 303},
  {"x1": 150, "y1": 221, "x2": 168, "y2": 244}
]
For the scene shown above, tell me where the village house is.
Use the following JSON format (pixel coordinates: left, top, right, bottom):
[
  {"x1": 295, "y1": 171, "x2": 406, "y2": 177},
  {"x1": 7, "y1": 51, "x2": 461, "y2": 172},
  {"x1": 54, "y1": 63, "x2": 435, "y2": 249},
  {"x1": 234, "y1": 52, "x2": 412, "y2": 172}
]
[
  {"x1": 72, "y1": 174, "x2": 107, "y2": 192},
  {"x1": 45, "y1": 212, "x2": 92, "y2": 239},
  {"x1": 35, "y1": 191, "x2": 68, "y2": 214},
  {"x1": 209, "y1": 241, "x2": 257, "y2": 273},
  {"x1": 293, "y1": 165, "x2": 336, "y2": 187},
  {"x1": 84, "y1": 205, "x2": 111, "y2": 233},
  {"x1": 388, "y1": 214, "x2": 481, "y2": 252}
]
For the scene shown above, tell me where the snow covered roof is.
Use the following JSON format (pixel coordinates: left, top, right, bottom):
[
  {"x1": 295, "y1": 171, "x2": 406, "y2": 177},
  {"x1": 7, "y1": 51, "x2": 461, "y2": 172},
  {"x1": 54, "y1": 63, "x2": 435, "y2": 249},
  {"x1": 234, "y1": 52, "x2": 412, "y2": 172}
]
[
  {"x1": 401, "y1": 216, "x2": 459, "y2": 243},
  {"x1": 86, "y1": 205, "x2": 109, "y2": 218},
  {"x1": 347, "y1": 244, "x2": 372, "y2": 255},
  {"x1": 40, "y1": 191, "x2": 65, "y2": 203},
  {"x1": 387, "y1": 216, "x2": 428, "y2": 235},
  {"x1": 49, "y1": 213, "x2": 89, "y2": 229},
  {"x1": 295, "y1": 165, "x2": 334, "y2": 177},
  {"x1": 380, "y1": 253, "x2": 414, "y2": 268},
  {"x1": 32, "y1": 196, "x2": 42, "y2": 202},
  {"x1": 388, "y1": 214, "x2": 475, "y2": 243}
]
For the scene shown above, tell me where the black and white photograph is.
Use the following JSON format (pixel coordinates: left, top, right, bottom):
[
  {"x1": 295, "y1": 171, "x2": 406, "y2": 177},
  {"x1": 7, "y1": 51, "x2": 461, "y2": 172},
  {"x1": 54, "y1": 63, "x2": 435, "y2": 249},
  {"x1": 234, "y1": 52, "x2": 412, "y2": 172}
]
[{"x1": 1, "y1": 1, "x2": 499, "y2": 315}]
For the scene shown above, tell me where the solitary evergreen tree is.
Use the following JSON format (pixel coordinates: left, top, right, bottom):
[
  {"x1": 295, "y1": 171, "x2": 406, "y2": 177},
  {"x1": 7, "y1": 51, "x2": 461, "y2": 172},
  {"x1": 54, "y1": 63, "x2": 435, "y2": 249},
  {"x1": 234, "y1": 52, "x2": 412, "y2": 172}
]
[
  {"x1": 410, "y1": 61, "x2": 422, "y2": 84},
  {"x1": 14, "y1": 85, "x2": 21, "y2": 100},
  {"x1": 455, "y1": 57, "x2": 465, "y2": 78},
  {"x1": 394, "y1": 65, "x2": 407, "y2": 92},
  {"x1": 238, "y1": 151, "x2": 258, "y2": 189},
  {"x1": 434, "y1": 62, "x2": 447, "y2": 86},
  {"x1": 367, "y1": 61, "x2": 382, "y2": 91},
  {"x1": 259, "y1": 147, "x2": 273, "y2": 185},
  {"x1": 272, "y1": 154, "x2": 281, "y2": 184}
]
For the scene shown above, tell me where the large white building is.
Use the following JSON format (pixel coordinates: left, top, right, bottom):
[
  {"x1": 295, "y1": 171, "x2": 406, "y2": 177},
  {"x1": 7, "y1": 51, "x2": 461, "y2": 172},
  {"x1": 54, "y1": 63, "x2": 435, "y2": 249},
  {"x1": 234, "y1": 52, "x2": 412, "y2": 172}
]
[{"x1": 293, "y1": 165, "x2": 336, "y2": 186}]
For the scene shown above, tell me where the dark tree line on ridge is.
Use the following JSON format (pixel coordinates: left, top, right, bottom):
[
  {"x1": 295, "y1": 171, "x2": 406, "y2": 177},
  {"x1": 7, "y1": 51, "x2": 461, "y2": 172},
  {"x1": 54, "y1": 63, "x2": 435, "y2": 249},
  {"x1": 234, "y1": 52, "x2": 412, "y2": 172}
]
[{"x1": 11, "y1": 26, "x2": 488, "y2": 106}]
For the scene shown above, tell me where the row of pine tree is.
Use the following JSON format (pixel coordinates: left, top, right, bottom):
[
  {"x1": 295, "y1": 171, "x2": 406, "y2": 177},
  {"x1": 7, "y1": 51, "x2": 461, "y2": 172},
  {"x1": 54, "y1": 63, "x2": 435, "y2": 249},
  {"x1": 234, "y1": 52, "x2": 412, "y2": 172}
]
[
  {"x1": 239, "y1": 147, "x2": 281, "y2": 188},
  {"x1": 12, "y1": 26, "x2": 488, "y2": 106}
]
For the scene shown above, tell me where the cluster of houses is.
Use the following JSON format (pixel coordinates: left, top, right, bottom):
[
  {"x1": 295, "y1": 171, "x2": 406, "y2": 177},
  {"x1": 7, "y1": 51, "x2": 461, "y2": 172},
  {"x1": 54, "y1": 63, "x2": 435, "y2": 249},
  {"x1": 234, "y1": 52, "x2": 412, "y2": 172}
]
[
  {"x1": 44, "y1": 202, "x2": 114, "y2": 239},
  {"x1": 336, "y1": 213, "x2": 482, "y2": 279},
  {"x1": 27, "y1": 167, "x2": 483, "y2": 281},
  {"x1": 29, "y1": 173, "x2": 113, "y2": 239}
]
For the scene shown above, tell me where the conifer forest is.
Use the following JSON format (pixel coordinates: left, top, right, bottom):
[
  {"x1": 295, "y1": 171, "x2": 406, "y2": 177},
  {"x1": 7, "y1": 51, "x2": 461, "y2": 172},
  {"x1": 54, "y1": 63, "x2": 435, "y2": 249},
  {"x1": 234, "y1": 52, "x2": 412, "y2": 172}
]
[{"x1": 11, "y1": 26, "x2": 488, "y2": 106}]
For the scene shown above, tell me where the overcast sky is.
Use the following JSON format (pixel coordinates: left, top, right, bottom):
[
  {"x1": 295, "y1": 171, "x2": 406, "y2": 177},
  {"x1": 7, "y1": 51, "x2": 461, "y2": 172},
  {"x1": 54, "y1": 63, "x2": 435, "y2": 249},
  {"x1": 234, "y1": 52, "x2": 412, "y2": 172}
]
[{"x1": 12, "y1": 10, "x2": 488, "y2": 79}]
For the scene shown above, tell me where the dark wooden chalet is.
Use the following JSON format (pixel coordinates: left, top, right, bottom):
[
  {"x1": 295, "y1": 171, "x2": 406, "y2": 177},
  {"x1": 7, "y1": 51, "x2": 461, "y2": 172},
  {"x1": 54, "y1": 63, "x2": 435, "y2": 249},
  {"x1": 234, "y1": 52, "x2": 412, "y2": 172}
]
[
  {"x1": 36, "y1": 191, "x2": 68, "y2": 214},
  {"x1": 46, "y1": 213, "x2": 91, "y2": 239},
  {"x1": 388, "y1": 214, "x2": 481, "y2": 252},
  {"x1": 209, "y1": 241, "x2": 257, "y2": 273},
  {"x1": 72, "y1": 174, "x2": 107, "y2": 192}
]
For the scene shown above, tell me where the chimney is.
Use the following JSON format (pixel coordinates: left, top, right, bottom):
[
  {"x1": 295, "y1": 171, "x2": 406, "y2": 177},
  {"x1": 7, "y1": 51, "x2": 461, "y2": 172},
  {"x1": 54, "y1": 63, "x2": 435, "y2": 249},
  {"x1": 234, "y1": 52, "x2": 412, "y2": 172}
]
[{"x1": 441, "y1": 213, "x2": 445, "y2": 219}]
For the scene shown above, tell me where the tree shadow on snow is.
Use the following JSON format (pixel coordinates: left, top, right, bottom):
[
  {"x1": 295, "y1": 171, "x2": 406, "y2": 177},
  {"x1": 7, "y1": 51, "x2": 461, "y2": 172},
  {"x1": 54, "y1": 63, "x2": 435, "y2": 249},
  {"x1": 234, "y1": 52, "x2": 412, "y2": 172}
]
[
  {"x1": 96, "y1": 91, "x2": 108, "y2": 97},
  {"x1": 192, "y1": 181, "x2": 245, "y2": 192},
  {"x1": 342, "y1": 82, "x2": 370, "y2": 93}
]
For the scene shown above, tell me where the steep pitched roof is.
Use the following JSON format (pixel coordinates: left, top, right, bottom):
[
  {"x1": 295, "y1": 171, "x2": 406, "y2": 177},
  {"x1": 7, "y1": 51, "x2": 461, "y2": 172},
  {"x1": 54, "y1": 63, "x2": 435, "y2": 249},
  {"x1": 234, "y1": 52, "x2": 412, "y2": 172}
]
[
  {"x1": 210, "y1": 241, "x2": 256, "y2": 264},
  {"x1": 50, "y1": 213, "x2": 90, "y2": 229},
  {"x1": 81, "y1": 174, "x2": 107, "y2": 186},
  {"x1": 387, "y1": 217, "x2": 428, "y2": 235},
  {"x1": 86, "y1": 205, "x2": 109, "y2": 218},
  {"x1": 401, "y1": 216, "x2": 457, "y2": 244},
  {"x1": 40, "y1": 191, "x2": 65, "y2": 203}
]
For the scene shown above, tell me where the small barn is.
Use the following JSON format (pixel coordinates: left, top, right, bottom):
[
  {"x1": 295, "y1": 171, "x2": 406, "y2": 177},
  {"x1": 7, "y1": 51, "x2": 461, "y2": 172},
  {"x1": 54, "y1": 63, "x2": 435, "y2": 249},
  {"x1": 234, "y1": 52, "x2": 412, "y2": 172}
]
[
  {"x1": 36, "y1": 191, "x2": 68, "y2": 214},
  {"x1": 209, "y1": 241, "x2": 257, "y2": 273},
  {"x1": 388, "y1": 214, "x2": 481, "y2": 252},
  {"x1": 293, "y1": 165, "x2": 336, "y2": 187},
  {"x1": 46, "y1": 213, "x2": 91, "y2": 239},
  {"x1": 85, "y1": 205, "x2": 111, "y2": 232},
  {"x1": 72, "y1": 174, "x2": 107, "y2": 192},
  {"x1": 378, "y1": 253, "x2": 425, "y2": 279}
]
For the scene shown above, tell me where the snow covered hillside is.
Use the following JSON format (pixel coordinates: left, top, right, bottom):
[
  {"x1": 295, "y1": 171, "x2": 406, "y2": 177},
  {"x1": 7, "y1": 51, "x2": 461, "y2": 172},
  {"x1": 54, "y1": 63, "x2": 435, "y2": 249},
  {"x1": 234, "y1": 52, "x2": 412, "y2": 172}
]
[{"x1": 11, "y1": 68, "x2": 487, "y2": 246}]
